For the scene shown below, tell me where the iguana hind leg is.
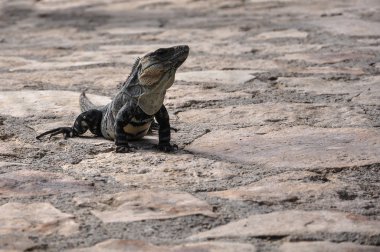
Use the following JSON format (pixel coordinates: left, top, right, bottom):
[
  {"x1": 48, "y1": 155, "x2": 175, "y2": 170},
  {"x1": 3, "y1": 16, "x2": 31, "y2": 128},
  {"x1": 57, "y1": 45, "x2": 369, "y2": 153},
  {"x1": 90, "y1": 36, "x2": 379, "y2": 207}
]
[{"x1": 36, "y1": 109, "x2": 103, "y2": 140}]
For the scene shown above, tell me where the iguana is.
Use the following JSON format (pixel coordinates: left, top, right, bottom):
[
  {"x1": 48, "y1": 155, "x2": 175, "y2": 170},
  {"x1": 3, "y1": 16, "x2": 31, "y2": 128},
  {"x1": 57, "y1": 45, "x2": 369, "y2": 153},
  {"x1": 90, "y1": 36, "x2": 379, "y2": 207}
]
[{"x1": 36, "y1": 45, "x2": 189, "y2": 153}]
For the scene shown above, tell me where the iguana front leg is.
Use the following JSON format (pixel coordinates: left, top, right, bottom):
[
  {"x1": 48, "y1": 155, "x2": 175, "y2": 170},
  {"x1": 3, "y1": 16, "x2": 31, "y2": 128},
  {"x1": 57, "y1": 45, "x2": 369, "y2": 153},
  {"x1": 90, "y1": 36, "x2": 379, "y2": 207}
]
[
  {"x1": 114, "y1": 102, "x2": 136, "y2": 153},
  {"x1": 154, "y1": 105, "x2": 177, "y2": 152},
  {"x1": 36, "y1": 109, "x2": 102, "y2": 140}
]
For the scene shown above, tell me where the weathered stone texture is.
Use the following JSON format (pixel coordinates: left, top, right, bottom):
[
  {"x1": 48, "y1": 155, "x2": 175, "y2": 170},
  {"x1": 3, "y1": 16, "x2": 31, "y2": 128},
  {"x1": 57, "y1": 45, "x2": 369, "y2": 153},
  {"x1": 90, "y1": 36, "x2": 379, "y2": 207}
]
[
  {"x1": 68, "y1": 240, "x2": 256, "y2": 252},
  {"x1": 187, "y1": 126, "x2": 380, "y2": 169},
  {"x1": 189, "y1": 210, "x2": 380, "y2": 240},
  {"x1": 0, "y1": 202, "x2": 78, "y2": 236},
  {"x1": 74, "y1": 190, "x2": 216, "y2": 223},
  {"x1": 279, "y1": 241, "x2": 380, "y2": 252},
  {"x1": 0, "y1": 0, "x2": 379, "y2": 250}
]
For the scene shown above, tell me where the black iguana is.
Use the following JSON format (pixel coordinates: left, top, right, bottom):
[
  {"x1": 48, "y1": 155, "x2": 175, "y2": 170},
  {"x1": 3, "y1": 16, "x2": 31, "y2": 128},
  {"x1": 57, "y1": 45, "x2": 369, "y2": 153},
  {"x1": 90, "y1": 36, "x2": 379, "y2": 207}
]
[{"x1": 36, "y1": 45, "x2": 189, "y2": 153}]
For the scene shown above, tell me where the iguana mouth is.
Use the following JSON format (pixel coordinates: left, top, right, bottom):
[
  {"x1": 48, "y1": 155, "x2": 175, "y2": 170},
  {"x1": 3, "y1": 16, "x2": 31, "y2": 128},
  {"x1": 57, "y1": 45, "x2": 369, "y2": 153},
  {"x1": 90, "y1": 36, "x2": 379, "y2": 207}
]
[{"x1": 172, "y1": 45, "x2": 189, "y2": 66}]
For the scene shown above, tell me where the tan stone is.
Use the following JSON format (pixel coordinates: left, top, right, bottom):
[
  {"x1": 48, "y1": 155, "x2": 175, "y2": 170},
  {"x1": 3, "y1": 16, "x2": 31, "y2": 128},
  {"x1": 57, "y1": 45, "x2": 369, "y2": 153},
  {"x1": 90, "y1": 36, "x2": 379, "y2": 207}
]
[
  {"x1": 253, "y1": 29, "x2": 308, "y2": 40},
  {"x1": 279, "y1": 241, "x2": 380, "y2": 252},
  {"x1": 178, "y1": 103, "x2": 371, "y2": 128},
  {"x1": 0, "y1": 202, "x2": 78, "y2": 236},
  {"x1": 0, "y1": 234, "x2": 35, "y2": 252},
  {"x1": 63, "y1": 152, "x2": 235, "y2": 190},
  {"x1": 189, "y1": 210, "x2": 380, "y2": 240},
  {"x1": 278, "y1": 52, "x2": 375, "y2": 65},
  {"x1": 258, "y1": 43, "x2": 323, "y2": 55},
  {"x1": 67, "y1": 239, "x2": 256, "y2": 252},
  {"x1": 9, "y1": 60, "x2": 105, "y2": 72},
  {"x1": 75, "y1": 190, "x2": 216, "y2": 223},
  {"x1": 0, "y1": 64, "x2": 131, "y2": 91},
  {"x1": 277, "y1": 77, "x2": 362, "y2": 95},
  {"x1": 310, "y1": 17, "x2": 380, "y2": 37},
  {"x1": 186, "y1": 126, "x2": 380, "y2": 169},
  {"x1": 0, "y1": 90, "x2": 110, "y2": 117},
  {"x1": 154, "y1": 28, "x2": 244, "y2": 44},
  {"x1": 208, "y1": 171, "x2": 345, "y2": 202},
  {"x1": 0, "y1": 170, "x2": 93, "y2": 197},
  {"x1": 176, "y1": 70, "x2": 256, "y2": 85},
  {"x1": 0, "y1": 161, "x2": 26, "y2": 168},
  {"x1": 277, "y1": 76, "x2": 380, "y2": 105},
  {"x1": 0, "y1": 141, "x2": 36, "y2": 157},
  {"x1": 282, "y1": 66, "x2": 365, "y2": 76},
  {"x1": 166, "y1": 84, "x2": 251, "y2": 109}
]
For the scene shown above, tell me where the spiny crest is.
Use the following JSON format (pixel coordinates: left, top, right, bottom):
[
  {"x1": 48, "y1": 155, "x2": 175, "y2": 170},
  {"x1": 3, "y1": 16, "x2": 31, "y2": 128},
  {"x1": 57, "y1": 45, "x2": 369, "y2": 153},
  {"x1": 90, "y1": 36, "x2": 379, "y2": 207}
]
[
  {"x1": 121, "y1": 57, "x2": 141, "y2": 88},
  {"x1": 130, "y1": 57, "x2": 141, "y2": 74}
]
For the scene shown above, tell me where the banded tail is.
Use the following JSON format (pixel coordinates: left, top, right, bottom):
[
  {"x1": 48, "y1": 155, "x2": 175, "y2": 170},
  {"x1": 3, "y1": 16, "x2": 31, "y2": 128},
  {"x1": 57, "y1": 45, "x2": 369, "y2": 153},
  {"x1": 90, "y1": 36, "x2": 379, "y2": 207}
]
[{"x1": 79, "y1": 91, "x2": 97, "y2": 112}]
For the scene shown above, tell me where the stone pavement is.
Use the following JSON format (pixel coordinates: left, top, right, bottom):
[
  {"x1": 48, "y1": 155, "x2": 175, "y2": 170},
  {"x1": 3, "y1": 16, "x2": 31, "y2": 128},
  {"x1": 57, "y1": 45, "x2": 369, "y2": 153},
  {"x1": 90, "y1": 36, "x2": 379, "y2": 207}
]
[{"x1": 0, "y1": 0, "x2": 380, "y2": 251}]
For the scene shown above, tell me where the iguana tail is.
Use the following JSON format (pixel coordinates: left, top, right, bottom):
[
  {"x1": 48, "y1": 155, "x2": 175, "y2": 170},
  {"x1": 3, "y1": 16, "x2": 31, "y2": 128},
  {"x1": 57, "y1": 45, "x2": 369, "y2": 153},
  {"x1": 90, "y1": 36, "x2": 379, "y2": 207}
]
[{"x1": 79, "y1": 91, "x2": 97, "y2": 112}]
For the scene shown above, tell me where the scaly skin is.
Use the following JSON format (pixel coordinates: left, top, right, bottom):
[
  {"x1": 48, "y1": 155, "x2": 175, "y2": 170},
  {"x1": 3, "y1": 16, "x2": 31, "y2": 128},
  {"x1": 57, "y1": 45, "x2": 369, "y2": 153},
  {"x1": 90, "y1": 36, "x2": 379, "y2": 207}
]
[{"x1": 36, "y1": 45, "x2": 190, "y2": 153}]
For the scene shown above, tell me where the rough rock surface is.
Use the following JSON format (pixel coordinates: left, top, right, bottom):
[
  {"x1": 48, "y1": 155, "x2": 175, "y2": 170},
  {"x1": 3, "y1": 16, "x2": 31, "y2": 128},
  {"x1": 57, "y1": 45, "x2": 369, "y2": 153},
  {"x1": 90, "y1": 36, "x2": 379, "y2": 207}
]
[
  {"x1": 68, "y1": 240, "x2": 256, "y2": 252},
  {"x1": 0, "y1": 0, "x2": 379, "y2": 251}
]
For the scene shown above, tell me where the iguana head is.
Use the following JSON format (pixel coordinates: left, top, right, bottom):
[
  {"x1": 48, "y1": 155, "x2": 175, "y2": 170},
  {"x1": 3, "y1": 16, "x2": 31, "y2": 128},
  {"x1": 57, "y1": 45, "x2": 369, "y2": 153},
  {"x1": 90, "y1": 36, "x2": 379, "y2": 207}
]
[
  {"x1": 122, "y1": 45, "x2": 189, "y2": 115},
  {"x1": 138, "y1": 45, "x2": 189, "y2": 88}
]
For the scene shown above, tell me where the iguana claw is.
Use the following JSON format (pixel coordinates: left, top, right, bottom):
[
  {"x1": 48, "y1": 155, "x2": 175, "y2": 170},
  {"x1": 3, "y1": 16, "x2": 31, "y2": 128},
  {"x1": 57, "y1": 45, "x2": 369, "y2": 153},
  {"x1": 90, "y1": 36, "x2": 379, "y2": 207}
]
[
  {"x1": 155, "y1": 143, "x2": 178, "y2": 152},
  {"x1": 115, "y1": 145, "x2": 137, "y2": 153}
]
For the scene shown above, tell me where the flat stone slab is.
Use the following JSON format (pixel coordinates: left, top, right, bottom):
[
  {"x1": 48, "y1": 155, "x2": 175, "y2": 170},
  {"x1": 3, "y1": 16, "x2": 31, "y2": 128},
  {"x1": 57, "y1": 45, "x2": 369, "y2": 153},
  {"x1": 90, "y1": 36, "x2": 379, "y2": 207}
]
[
  {"x1": 258, "y1": 43, "x2": 323, "y2": 54},
  {"x1": 277, "y1": 51, "x2": 376, "y2": 65},
  {"x1": 310, "y1": 17, "x2": 380, "y2": 37},
  {"x1": 186, "y1": 126, "x2": 380, "y2": 169},
  {"x1": 74, "y1": 190, "x2": 216, "y2": 223},
  {"x1": 189, "y1": 210, "x2": 380, "y2": 240},
  {"x1": 166, "y1": 84, "x2": 251, "y2": 108},
  {"x1": 277, "y1": 76, "x2": 380, "y2": 105},
  {"x1": 283, "y1": 66, "x2": 365, "y2": 76},
  {"x1": 279, "y1": 241, "x2": 380, "y2": 252},
  {"x1": 208, "y1": 171, "x2": 346, "y2": 203},
  {"x1": 0, "y1": 234, "x2": 36, "y2": 252},
  {"x1": 1, "y1": 0, "x2": 380, "y2": 250},
  {"x1": 253, "y1": 29, "x2": 308, "y2": 40},
  {"x1": 0, "y1": 90, "x2": 110, "y2": 117},
  {"x1": 176, "y1": 70, "x2": 256, "y2": 85},
  {"x1": 68, "y1": 239, "x2": 256, "y2": 252},
  {"x1": 0, "y1": 170, "x2": 93, "y2": 197},
  {"x1": 63, "y1": 152, "x2": 236, "y2": 190},
  {"x1": 178, "y1": 103, "x2": 371, "y2": 128},
  {"x1": 0, "y1": 202, "x2": 78, "y2": 236}
]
